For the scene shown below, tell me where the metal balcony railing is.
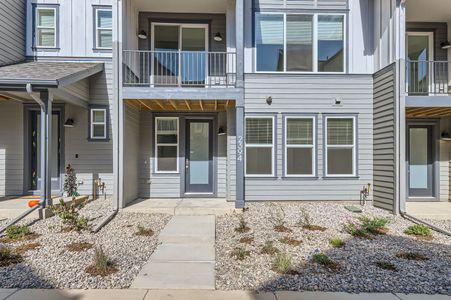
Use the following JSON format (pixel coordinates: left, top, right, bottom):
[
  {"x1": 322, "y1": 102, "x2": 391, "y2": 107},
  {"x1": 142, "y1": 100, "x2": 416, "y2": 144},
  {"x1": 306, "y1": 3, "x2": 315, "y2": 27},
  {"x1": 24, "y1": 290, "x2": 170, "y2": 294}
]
[
  {"x1": 407, "y1": 60, "x2": 451, "y2": 95},
  {"x1": 123, "y1": 50, "x2": 237, "y2": 88}
]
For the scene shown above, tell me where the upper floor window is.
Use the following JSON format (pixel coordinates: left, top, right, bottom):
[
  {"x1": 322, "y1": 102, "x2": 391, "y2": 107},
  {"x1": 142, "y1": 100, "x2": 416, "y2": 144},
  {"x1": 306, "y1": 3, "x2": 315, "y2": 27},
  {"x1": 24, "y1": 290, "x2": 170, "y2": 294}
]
[
  {"x1": 255, "y1": 13, "x2": 345, "y2": 73},
  {"x1": 94, "y1": 7, "x2": 112, "y2": 49},
  {"x1": 35, "y1": 6, "x2": 57, "y2": 48}
]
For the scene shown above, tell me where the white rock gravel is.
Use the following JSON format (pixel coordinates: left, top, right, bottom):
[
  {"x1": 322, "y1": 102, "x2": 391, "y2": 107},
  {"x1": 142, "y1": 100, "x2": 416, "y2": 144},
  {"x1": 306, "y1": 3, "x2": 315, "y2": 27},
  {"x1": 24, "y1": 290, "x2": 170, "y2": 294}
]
[
  {"x1": 0, "y1": 198, "x2": 171, "y2": 289},
  {"x1": 216, "y1": 202, "x2": 451, "y2": 294}
]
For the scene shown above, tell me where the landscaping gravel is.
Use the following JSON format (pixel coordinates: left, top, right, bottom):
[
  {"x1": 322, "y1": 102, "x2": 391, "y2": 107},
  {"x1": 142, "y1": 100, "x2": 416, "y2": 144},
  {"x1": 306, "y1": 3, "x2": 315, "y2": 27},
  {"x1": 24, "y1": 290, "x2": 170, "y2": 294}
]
[
  {"x1": 216, "y1": 202, "x2": 451, "y2": 294},
  {"x1": 0, "y1": 198, "x2": 171, "y2": 289}
]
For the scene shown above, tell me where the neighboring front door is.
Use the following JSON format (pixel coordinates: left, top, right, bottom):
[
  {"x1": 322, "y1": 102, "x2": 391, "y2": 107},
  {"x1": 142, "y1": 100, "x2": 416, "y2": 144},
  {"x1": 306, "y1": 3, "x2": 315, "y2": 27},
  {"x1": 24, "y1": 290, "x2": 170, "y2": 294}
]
[
  {"x1": 407, "y1": 124, "x2": 435, "y2": 199},
  {"x1": 185, "y1": 119, "x2": 213, "y2": 194},
  {"x1": 406, "y1": 32, "x2": 434, "y2": 94},
  {"x1": 30, "y1": 111, "x2": 61, "y2": 192}
]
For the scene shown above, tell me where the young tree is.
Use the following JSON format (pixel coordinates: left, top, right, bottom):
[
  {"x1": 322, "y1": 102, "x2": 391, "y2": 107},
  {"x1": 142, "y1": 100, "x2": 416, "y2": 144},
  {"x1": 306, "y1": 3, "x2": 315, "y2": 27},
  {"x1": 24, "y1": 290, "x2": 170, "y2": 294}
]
[{"x1": 64, "y1": 164, "x2": 78, "y2": 199}]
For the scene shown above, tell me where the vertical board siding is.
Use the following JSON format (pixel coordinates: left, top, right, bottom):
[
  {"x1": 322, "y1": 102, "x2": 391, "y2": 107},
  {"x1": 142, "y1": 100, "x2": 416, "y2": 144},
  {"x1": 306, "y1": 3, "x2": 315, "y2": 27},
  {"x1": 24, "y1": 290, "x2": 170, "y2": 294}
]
[
  {"x1": 244, "y1": 74, "x2": 373, "y2": 201},
  {"x1": 438, "y1": 122, "x2": 450, "y2": 202},
  {"x1": 373, "y1": 63, "x2": 396, "y2": 211},
  {"x1": 254, "y1": 0, "x2": 347, "y2": 10},
  {"x1": 0, "y1": 0, "x2": 25, "y2": 66},
  {"x1": 0, "y1": 101, "x2": 24, "y2": 196},
  {"x1": 124, "y1": 105, "x2": 140, "y2": 205},
  {"x1": 217, "y1": 111, "x2": 228, "y2": 198},
  {"x1": 227, "y1": 108, "x2": 237, "y2": 201}
]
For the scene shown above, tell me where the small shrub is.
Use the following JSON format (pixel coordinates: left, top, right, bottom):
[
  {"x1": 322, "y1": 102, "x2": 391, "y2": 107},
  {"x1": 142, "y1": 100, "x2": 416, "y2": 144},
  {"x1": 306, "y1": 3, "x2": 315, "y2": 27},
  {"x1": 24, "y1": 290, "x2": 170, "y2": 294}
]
[
  {"x1": 135, "y1": 226, "x2": 154, "y2": 237},
  {"x1": 269, "y1": 204, "x2": 291, "y2": 232},
  {"x1": 359, "y1": 216, "x2": 390, "y2": 234},
  {"x1": 15, "y1": 243, "x2": 41, "y2": 254},
  {"x1": 404, "y1": 224, "x2": 432, "y2": 239},
  {"x1": 329, "y1": 238, "x2": 345, "y2": 248},
  {"x1": 312, "y1": 253, "x2": 339, "y2": 271},
  {"x1": 85, "y1": 246, "x2": 118, "y2": 276},
  {"x1": 396, "y1": 251, "x2": 428, "y2": 261},
  {"x1": 234, "y1": 215, "x2": 250, "y2": 233},
  {"x1": 64, "y1": 164, "x2": 79, "y2": 200},
  {"x1": 261, "y1": 241, "x2": 279, "y2": 255},
  {"x1": 5, "y1": 225, "x2": 30, "y2": 239},
  {"x1": 0, "y1": 245, "x2": 22, "y2": 267},
  {"x1": 279, "y1": 236, "x2": 301, "y2": 246},
  {"x1": 272, "y1": 252, "x2": 295, "y2": 274},
  {"x1": 376, "y1": 261, "x2": 397, "y2": 271},
  {"x1": 343, "y1": 220, "x2": 370, "y2": 238},
  {"x1": 239, "y1": 236, "x2": 254, "y2": 245},
  {"x1": 51, "y1": 199, "x2": 89, "y2": 232},
  {"x1": 66, "y1": 241, "x2": 93, "y2": 252},
  {"x1": 298, "y1": 207, "x2": 313, "y2": 227},
  {"x1": 230, "y1": 247, "x2": 250, "y2": 261}
]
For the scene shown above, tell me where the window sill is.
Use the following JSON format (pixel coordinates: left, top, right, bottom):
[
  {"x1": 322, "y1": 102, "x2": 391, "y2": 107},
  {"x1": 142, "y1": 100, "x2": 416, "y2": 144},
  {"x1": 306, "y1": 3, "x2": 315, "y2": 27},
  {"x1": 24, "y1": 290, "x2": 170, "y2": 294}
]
[
  {"x1": 93, "y1": 48, "x2": 113, "y2": 53},
  {"x1": 87, "y1": 138, "x2": 110, "y2": 142},
  {"x1": 152, "y1": 172, "x2": 180, "y2": 175},
  {"x1": 245, "y1": 176, "x2": 278, "y2": 179},
  {"x1": 282, "y1": 176, "x2": 319, "y2": 180},
  {"x1": 322, "y1": 176, "x2": 360, "y2": 180},
  {"x1": 32, "y1": 47, "x2": 60, "y2": 51}
]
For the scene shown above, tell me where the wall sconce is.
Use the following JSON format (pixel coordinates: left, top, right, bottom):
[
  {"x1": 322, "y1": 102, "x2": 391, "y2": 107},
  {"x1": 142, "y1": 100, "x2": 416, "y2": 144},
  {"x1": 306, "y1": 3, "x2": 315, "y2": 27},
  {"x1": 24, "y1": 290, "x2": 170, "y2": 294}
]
[
  {"x1": 214, "y1": 32, "x2": 223, "y2": 42},
  {"x1": 441, "y1": 41, "x2": 451, "y2": 50},
  {"x1": 138, "y1": 30, "x2": 148, "y2": 40},
  {"x1": 334, "y1": 97, "x2": 342, "y2": 106},
  {"x1": 441, "y1": 131, "x2": 451, "y2": 141},
  {"x1": 64, "y1": 118, "x2": 75, "y2": 128},
  {"x1": 266, "y1": 96, "x2": 273, "y2": 105},
  {"x1": 218, "y1": 127, "x2": 226, "y2": 136}
]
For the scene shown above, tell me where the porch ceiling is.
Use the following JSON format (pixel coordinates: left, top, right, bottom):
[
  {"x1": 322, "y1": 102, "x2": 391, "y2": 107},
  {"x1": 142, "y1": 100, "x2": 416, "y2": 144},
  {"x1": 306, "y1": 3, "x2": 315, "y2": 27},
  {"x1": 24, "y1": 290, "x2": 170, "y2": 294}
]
[
  {"x1": 125, "y1": 99, "x2": 235, "y2": 112},
  {"x1": 406, "y1": 107, "x2": 451, "y2": 117},
  {"x1": 133, "y1": 0, "x2": 227, "y2": 14},
  {"x1": 407, "y1": 0, "x2": 451, "y2": 23}
]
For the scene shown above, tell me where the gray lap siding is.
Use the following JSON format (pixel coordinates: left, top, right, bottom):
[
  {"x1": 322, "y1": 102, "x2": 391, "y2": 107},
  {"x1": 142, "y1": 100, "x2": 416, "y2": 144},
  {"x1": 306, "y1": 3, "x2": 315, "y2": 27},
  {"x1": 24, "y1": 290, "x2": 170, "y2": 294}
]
[{"x1": 244, "y1": 74, "x2": 373, "y2": 201}]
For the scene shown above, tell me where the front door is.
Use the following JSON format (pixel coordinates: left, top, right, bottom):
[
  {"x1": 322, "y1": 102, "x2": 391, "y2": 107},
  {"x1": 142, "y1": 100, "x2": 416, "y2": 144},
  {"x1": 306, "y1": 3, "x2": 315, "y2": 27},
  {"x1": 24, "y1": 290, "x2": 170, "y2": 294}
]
[
  {"x1": 407, "y1": 124, "x2": 435, "y2": 199},
  {"x1": 407, "y1": 32, "x2": 434, "y2": 94},
  {"x1": 185, "y1": 119, "x2": 213, "y2": 194}
]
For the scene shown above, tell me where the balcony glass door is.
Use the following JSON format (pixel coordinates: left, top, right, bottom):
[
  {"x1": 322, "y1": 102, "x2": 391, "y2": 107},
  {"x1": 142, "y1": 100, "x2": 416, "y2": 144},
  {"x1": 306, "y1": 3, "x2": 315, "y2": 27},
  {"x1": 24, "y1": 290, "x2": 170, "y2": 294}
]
[
  {"x1": 407, "y1": 32, "x2": 434, "y2": 95},
  {"x1": 152, "y1": 23, "x2": 208, "y2": 87}
]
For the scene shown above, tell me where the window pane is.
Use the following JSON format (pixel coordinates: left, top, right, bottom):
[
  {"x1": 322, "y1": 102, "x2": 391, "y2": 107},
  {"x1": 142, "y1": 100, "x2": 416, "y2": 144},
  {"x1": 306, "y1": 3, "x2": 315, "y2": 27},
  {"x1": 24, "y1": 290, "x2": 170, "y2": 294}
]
[
  {"x1": 286, "y1": 15, "x2": 313, "y2": 71},
  {"x1": 255, "y1": 14, "x2": 284, "y2": 71},
  {"x1": 157, "y1": 118, "x2": 178, "y2": 144},
  {"x1": 157, "y1": 134, "x2": 177, "y2": 144},
  {"x1": 246, "y1": 118, "x2": 273, "y2": 144},
  {"x1": 97, "y1": 10, "x2": 112, "y2": 28},
  {"x1": 157, "y1": 146, "x2": 177, "y2": 171},
  {"x1": 38, "y1": 9, "x2": 55, "y2": 27},
  {"x1": 98, "y1": 29, "x2": 112, "y2": 48},
  {"x1": 287, "y1": 148, "x2": 313, "y2": 175},
  {"x1": 287, "y1": 118, "x2": 313, "y2": 145},
  {"x1": 93, "y1": 110, "x2": 105, "y2": 122},
  {"x1": 93, "y1": 124, "x2": 105, "y2": 137},
  {"x1": 246, "y1": 147, "x2": 272, "y2": 175},
  {"x1": 37, "y1": 29, "x2": 55, "y2": 47},
  {"x1": 318, "y1": 15, "x2": 344, "y2": 72},
  {"x1": 327, "y1": 118, "x2": 353, "y2": 145},
  {"x1": 327, "y1": 148, "x2": 353, "y2": 175}
]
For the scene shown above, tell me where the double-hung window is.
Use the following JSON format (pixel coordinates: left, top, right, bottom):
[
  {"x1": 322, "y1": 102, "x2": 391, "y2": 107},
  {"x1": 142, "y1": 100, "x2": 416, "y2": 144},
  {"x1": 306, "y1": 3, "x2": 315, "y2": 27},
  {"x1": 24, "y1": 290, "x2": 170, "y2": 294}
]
[
  {"x1": 255, "y1": 13, "x2": 345, "y2": 72},
  {"x1": 285, "y1": 117, "x2": 315, "y2": 176},
  {"x1": 90, "y1": 108, "x2": 107, "y2": 140},
  {"x1": 35, "y1": 7, "x2": 57, "y2": 48},
  {"x1": 155, "y1": 117, "x2": 179, "y2": 173},
  {"x1": 245, "y1": 116, "x2": 274, "y2": 176},
  {"x1": 325, "y1": 116, "x2": 356, "y2": 176},
  {"x1": 95, "y1": 7, "x2": 113, "y2": 49}
]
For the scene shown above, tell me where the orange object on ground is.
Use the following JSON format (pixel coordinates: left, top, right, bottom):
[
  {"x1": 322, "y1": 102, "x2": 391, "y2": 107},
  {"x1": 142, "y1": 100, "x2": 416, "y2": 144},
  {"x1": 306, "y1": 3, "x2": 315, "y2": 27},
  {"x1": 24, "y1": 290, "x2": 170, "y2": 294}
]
[{"x1": 27, "y1": 200, "x2": 40, "y2": 208}]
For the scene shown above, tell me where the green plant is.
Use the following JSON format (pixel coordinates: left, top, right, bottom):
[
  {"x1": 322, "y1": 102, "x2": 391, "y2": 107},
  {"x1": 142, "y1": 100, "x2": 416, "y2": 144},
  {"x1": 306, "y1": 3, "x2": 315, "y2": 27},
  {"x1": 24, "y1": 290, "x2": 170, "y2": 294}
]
[
  {"x1": 343, "y1": 220, "x2": 369, "y2": 238},
  {"x1": 396, "y1": 251, "x2": 428, "y2": 261},
  {"x1": 261, "y1": 241, "x2": 279, "y2": 255},
  {"x1": 85, "y1": 246, "x2": 118, "y2": 276},
  {"x1": 135, "y1": 226, "x2": 154, "y2": 237},
  {"x1": 272, "y1": 252, "x2": 293, "y2": 274},
  {"x1": 329, "y1": 238, "x2": 345, "y2": 248},
  {"x1": 359, "y1": 216, "x2": 390, "y2": 234},
  {"x1": 312, "y1": 253, "x2": 339, "y2": 271},
  {"x1": 64, "y1": 164, "x2": 79, "y2": 200},
  {"x1": 0, "y1": 245, "x2": 22, "y2": 267},
  {"x1": 235, "y1": 214, "x2": 251, "y2": 233},
  {"x1": 5, "y1": 225, "x2": 30, "y2": 239},
  {"x1": 230, "y1": 247, "x2": 250, "y2": 260},
  {"x1": 404, "y1": 224, "x2": 432, "y2": 237},
  {"x1": 376, "y1": 261, "x2": 397, "y2": 271},
  {"x1": 0, "y1": 245, "x2": 11, "y2": 260},
  {"x1": 51, "y1": 199, "x2": 89, "y2": 231}
]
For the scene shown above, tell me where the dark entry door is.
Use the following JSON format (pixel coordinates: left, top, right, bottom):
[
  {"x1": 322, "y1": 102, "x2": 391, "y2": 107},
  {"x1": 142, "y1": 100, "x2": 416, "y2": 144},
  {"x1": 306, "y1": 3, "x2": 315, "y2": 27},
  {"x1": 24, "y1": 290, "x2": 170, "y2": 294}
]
[
  {"x1": 408, "y1": 125, "x2": 435, "y2": 198},
  {"x1": 185, "y1": 119, "x2": 213, "y2": 194}
]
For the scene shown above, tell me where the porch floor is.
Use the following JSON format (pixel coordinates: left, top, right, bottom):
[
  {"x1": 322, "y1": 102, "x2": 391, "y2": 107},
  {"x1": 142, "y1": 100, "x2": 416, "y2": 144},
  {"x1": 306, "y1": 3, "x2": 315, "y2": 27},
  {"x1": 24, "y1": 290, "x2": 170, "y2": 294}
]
[
  {"x1": 406, "y1": 201, "x2": 451, "y2": 220},
  {"x1": 123, "y1": 198, "x2": 237, "y2": 216}
]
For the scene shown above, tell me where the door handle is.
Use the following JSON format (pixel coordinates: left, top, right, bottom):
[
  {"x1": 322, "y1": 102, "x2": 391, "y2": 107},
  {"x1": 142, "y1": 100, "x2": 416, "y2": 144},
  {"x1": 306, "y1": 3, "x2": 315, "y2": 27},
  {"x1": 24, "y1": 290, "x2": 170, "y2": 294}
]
[{"x1": 185, "y1": 159, "x2": 189, "y2": 169}]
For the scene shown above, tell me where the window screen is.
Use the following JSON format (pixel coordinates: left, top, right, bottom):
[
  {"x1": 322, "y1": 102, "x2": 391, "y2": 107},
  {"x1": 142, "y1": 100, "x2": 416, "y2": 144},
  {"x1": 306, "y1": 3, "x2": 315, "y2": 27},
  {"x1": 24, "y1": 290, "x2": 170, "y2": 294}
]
[{"x1": 245, "y1": 117, "x2": 274, "y2": 176}]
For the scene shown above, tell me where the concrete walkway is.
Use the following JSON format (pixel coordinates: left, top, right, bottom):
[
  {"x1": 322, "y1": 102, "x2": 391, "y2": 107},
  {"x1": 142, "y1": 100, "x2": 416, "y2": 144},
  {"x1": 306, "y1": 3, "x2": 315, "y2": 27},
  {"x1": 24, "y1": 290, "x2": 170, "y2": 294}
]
[
  {"x1": 130, "y1": 215, "x2": 216, "y2": 289},
  {"x1": 406, "y1": 202, "x2": 451, "y2": 220},
  {"x1": 1, "y1": 289, "x2": 449, "y2": 300}
]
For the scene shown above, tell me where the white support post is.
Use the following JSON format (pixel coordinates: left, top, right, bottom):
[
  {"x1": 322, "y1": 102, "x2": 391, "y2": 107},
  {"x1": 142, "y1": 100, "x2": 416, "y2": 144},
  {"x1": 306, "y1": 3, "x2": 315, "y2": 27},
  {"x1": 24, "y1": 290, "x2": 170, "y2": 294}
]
[{"x1": 39, "y1": 90, "x2": 53, "y2": 207}]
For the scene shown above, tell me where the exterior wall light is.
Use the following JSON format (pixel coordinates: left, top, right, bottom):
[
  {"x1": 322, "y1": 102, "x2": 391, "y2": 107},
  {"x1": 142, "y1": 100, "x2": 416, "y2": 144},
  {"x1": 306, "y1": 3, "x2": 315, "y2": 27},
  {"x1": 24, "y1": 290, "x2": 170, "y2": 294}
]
[
  {"x1": 64, "y1": 118, "x2": 75, "y2": 128},
  {"x1": 266, "y1": 96, "x2": 272, "y2": 105},
  {"x1": 138, "y1": 30, "x2": 147, "y2": 40},
  {"x1": 214, "y1": 32, "x2": 223, "y2": 42},
  {"x1": 218, "y1": 127, "x2": 226, "y2": 136}
]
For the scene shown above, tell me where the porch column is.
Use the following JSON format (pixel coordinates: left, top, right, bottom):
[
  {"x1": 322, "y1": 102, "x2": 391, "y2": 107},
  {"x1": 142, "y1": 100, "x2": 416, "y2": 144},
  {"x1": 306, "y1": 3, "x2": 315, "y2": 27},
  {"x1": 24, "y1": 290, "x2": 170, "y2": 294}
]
[
  {"x1": 40, "y1": 90, "x2": 53, "y2": 207},
  {"x1": 235, "y1": 105, "x2": 245, "y2": 208},
  {"x1": 235, "y1": 0, "x2": 244, "y2": 89}
]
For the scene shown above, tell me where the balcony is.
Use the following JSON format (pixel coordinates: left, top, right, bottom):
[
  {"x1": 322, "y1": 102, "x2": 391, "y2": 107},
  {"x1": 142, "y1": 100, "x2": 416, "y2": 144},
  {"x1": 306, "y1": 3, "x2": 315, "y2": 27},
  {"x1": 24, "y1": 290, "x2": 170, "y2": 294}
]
[
  {"x1": 406, "y1": 61, "x2": 450, "y2": 96},
  {"x1": 123, "y1": 50, "x2": 236, "y2": 88}
]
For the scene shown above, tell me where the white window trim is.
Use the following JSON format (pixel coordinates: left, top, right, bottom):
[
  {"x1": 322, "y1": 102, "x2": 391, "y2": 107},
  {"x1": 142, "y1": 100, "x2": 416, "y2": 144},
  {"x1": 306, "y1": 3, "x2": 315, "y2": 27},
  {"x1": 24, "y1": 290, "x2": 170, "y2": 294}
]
[
  {"x1": 245, "y1": 115, "x2": 275, "y2": 177},
  {"x1": 254, "y1": 12, "x2": 346, "y2": 74},
  {"x1": 284, "y1": 116, "x2": 316, "y2": 177},
  {"x1": 95, "y1": 8, "x2": 113, "y2": 50},
  {"x1": 35, "y1": 7, "x2": 57, "y2": 48},
  {"x1": 324, "y1": 115, "x2": 357, "y2": 177},
  {"x1": 155, "y1": 117, "x2": 179, "y2": 173},
  {"x1": 90, "y1": 109, "x2": 107, "y2": 139}
]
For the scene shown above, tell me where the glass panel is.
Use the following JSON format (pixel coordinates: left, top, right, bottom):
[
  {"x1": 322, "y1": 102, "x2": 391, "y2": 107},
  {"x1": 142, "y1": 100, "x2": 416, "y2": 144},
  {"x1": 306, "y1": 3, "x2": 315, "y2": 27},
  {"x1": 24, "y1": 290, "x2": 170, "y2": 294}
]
[
  {"x1": 246, "y1": 118, "x2": 273, "y2": 144},
  {"x1": 97, "y1": 10, "x2": 112, "y2": 28},
  {"x1": 36, "y1": 114, "x2": 59, "y2": 178},
  {"x1": 327, "y1": 148, "x2": 353, "y2": 175},
  {"x1": 37, "y1": 29, "x2": 55, "y2": 47},
  {"x1": 93, "y1": 110, "x2": 105, "y2": 122},
  {"x1": 287, "y1": 148, "x2": 312, "y2": 175},
  {"x1": 154, "y1": 25, "x2": 179, "y2": 85},
  {"x1": 157, "y1": 118, "x2": 177, "y2": 144},
  {"x1": 181, "y1": 27, "x2": 206, "y2": 86},
  {"x1": 93, "y1": 124, "x2": 105, "y2": 137},
  {"x1": 255, "y1": 14, "x2": 284, "y2": 71},
  {"x1": 157, "y1": 146, "x2": 177, "y2": 171},
  {"x1": 98, "y1": 29, "x2": 112, "y2": 48},
  {"x1": 318, "y1": 15, "x2": 344, "y2": 72},
  {"x1": 409, "y1": 128, "x2": 428, "y2": 189},
  {"x1": 286, "y1": 15, "x2": 313, "y2": 72},
  {"x1": 37, "y1": 9, "x2": 55, "y2": 27},
  {"x1": 327, "y1": 118, "x2": 353, "y2": 145},
  {"x1": 246, "y1": 147, "x2": 272, "y2": 175},
  {"x1": 287, "y1": 118, "x2": 313, "y2": 145},
  {"x1": 408, "y1": 35, "x2": 430, "y2": 94},
  {"x1": 189, "y1": 122, "x2": 209, "y2": 185}
]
